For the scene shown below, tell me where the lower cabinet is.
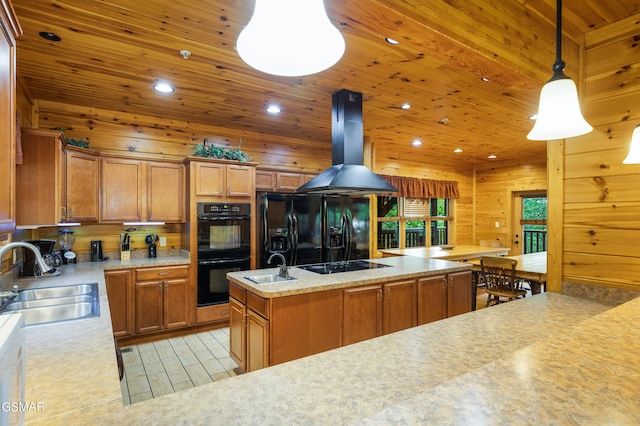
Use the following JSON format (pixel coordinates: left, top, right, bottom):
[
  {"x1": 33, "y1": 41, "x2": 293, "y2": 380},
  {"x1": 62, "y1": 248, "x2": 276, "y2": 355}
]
[
  {"x1": 343, "y1": 279, "x2": 417, "y2": 345},
  {"x1": 104, "y1": 269, "x2": 135, "y2": 338},
  {"x1": 135, "y1": 266, "x2": 190, "y2": 334},
  {"x1": 229, "y1": 271, "x2": 470, "y2": 373},
  {"x1": 104, "y1": 265, "x2": 190, "y2": 341},
  {"x1": 417, "y1": 271, "x2": 472, "y2": 325},
  {"x1": 229, "y1": 283, "x2": 269, "y2": 373}
]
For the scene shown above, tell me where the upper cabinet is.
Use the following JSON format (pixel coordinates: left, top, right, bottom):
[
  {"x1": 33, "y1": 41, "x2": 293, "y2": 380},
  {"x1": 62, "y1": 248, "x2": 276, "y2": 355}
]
[
  {"x1": 101, "y1": 155, "x2": 185, "y2": 223},
  {"x1": 66, "y1": 146, "x2": 99, "y2": 222},
  {"x1": 0, "y1": 2, "x2": 21, "y2": 235},
  {"x1": 15, "y1": 128, "x2": 67, "y2": 226},
  {"x1": 100, "y1": 156, "x2": 144, "y2": 222},
  {"x1": 188, "y1": 157, "x2": 256, "y2": 199},
  {"x1": 255, "y1": 170, "x2": 313, "y2": 192}
]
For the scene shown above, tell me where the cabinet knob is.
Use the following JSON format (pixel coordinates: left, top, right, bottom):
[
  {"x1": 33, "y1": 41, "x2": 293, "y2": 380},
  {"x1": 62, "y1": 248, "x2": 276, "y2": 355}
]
[
  {"x1": 386, "y1": 287, "x2": 390, "y2": 300},
  {"x1": 377, "y1": 289, "x2": 382, "y2": 301}
]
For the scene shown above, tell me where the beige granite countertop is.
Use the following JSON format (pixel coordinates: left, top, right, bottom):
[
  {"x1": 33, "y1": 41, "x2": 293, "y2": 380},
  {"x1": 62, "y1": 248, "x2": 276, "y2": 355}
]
[
  {"x1": 0, "y1": 255, "x2": 189, "y2": 425},
  {"x1": 227, "y1": 256, "x2": 472, "y2": 298},
  {"x1": 11, "y1": 255, "x2": 640, "y2": 425}
]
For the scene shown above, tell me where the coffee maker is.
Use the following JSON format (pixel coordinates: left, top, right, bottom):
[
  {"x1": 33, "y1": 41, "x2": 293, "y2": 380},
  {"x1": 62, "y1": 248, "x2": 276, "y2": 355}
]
[
  {"x1": 22, "y1": 240, "x2": 61, "y2": 276},
  {"x1": 145, "y1": 234, "x2": 158, "y2": 258}
]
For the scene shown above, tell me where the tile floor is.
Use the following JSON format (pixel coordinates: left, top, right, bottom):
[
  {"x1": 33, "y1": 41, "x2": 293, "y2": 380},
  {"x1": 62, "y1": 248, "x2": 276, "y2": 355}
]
[
  {"x1": 119, "y1": 288, "x2": 529, "y2": 405},
  {"x1": 119, "y1": 327, "x2": 239, "y2": 405}
]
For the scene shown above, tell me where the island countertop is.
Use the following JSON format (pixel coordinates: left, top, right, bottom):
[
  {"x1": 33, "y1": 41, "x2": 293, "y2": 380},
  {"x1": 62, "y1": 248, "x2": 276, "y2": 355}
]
[
  {"x1": 15, "y1": 256, "x2": 640, "y2": 425},
  {"x1": 226, "y1": 256, "x2": 472, "y2": 298}
]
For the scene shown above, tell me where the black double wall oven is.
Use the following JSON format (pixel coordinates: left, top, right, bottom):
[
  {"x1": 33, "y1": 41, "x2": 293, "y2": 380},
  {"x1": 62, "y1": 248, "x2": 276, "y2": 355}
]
[{"x1": 197, "y1": 202, "x2": 251, "y2": 306}]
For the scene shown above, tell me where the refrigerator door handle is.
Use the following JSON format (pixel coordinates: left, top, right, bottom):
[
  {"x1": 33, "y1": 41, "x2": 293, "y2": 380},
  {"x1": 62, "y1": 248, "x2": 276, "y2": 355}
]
[{"x1": 342, "y1": 213, "x2": 353, "y2": 261}]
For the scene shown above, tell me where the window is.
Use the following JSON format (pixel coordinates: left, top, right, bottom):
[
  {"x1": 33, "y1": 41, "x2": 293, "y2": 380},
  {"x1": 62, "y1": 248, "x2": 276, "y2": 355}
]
[
  {"x1": 377, "y1": 196, "x2": 453, "y2": 249},
  {"x1": 521, "y1": 196, "x2": 547, "y2": 253}
]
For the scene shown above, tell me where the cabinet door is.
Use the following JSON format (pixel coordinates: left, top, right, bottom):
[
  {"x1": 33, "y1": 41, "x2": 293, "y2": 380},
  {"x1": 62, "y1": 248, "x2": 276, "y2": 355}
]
[
  {"x1": 163, "y1": 278, "x2": 189, "y2": 329},
  {"x1": 0, "y1": 8, "x2": 18, "y2": 235},
  {"x1": 255, "y1": 170, "x2": 276, "y2": 191},
  {"x1": 383, "y1": 279, "x2": 417, "y2": 335},
  {"x1": 247, "y1": 310, "x2": 269, "y2": 372},
  {"x1": 66, "y1": 148, "x2": 99, "y2": 222},
  {"x1": 343, "y1": 285, "x2": 382, "y2": 345},
  {"x1": 147, "y1": 161, "x2": 185, "y2": 222},
  {"x1": 447, "y1": 271, "x2": 472, "y2": 318},
  {"x1": 417, "y1": 275, "x2": 447, "y2": 325},
  {"x1": 104, "y1": 269, "x2": 134, "y2": 338},
  {"x1": 101, "y1": 156, "x2": 144, "y2": 222},
  {"x1": 194, "y1": 162, "x2": 224, "y2": 196},
  {"x1": 229, "y1": 297, "x2": 247, "y2": 372},
  {"x1": 276, "y1": 172, "x2": 304, "y2": 191},
  {"x1": 226, "y1": 164, "x2": 254, "y2": 197},
  {"x1": 135, "y1": 280, "x2": 163, "y2": 334}
]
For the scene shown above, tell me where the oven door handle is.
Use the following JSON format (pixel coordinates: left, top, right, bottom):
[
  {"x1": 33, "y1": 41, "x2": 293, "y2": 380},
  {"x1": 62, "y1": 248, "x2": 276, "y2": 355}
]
[
  {"x1": 198, "y1": 257, "x2": 250, "y2": 266},
  {"x1": 199, "y1": 215, "x2": 250, "y2": 221}
]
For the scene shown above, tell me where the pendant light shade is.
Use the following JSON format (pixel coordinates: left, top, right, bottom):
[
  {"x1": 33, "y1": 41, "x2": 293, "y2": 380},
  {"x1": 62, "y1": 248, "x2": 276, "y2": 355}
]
[
  {"x1": 527, "y1": 0, "x2": 592, "y2": 141},
  {"x1": 623, "y1": 125, "x2": 640, "y2": 164},
  {"x1": 236, "y1": 0, "x2": 345, "y2": 77}
]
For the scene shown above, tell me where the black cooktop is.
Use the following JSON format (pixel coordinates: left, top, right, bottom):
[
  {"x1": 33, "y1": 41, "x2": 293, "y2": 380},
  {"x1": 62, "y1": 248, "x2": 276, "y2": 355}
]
[{"x1": 299, "y1": 260, "x2": 391, "y2": 275}]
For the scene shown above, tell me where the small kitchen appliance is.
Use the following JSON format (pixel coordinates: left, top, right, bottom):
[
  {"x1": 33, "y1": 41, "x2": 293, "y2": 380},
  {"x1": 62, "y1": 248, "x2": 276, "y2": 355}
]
[
  {"x1": 90, "y1": 240, "x2": 104, "y2": 262},
  {"x1": 58, "y1": 229, "x2": 76, "y2": 264},
  {"x1": 145, "y1": 234, "x2": 158, "y2": 258},
  {"x1": 22, "y1": 240, "x2": 62, "y2": 276}
]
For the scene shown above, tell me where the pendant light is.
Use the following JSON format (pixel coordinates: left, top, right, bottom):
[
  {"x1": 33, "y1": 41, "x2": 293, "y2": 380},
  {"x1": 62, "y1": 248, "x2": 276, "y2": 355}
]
[
  {"x1": 236, "y1": 0, "x2": 345, "y2": 77},
  {"x1": 527, "y1": 0, "x2": 592, "y2": 141},
  {"x1": 622, "y1": 125, "x2": 640, "y2": 164}
]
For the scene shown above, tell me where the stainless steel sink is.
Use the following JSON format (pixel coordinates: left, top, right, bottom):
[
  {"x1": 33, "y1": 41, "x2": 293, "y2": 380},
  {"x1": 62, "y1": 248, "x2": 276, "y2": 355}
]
[
  {"x1": 5, "y1": 294, "x2": 94, "y2": 310},
  {"x1": 15, "y1": 283, "x2": 97, "y2": 301},
  {"x1": 1, "y1": 283, "x2": 100, "y2": 326},
  {"x1": 244, "y1": 274, "x2": 297, "y2": 285}
]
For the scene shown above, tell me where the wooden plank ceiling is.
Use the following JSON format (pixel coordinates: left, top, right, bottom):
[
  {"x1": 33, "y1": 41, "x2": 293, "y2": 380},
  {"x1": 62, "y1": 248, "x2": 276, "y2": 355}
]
[{"x1": 10, "y1": 0, "x2": 639, "y2": 166}]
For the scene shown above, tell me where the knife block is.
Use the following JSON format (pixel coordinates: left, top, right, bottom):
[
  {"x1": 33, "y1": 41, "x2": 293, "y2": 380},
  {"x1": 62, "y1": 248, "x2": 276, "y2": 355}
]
[{"x1": 120, "y1": 250, "x2": 130, "y2": 261}]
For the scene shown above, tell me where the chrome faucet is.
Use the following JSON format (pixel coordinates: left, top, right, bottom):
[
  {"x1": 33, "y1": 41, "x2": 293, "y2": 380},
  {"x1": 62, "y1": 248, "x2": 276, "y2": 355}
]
[
  {"x1": 0, "y1": 242, "x2": 52, "y2": 282},
  {"x1": 267, "y1": 253, "x2": 289, "y2": 278}
]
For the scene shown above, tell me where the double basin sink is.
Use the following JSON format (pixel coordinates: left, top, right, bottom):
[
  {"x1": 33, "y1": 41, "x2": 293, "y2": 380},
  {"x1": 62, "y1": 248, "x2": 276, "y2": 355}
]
[{"x1": 1, "y1": 283, "x2": 100, "y2": 326}]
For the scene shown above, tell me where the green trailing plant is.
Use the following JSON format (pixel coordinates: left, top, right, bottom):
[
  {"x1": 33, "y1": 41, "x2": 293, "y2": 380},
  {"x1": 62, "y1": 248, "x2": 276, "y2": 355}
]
[
  {"x1": 192, "y1": 138, "x2": 249, "y2": 162},
  {"x1": 52, "y1": 127, "x2": 90, "y2": 149}
]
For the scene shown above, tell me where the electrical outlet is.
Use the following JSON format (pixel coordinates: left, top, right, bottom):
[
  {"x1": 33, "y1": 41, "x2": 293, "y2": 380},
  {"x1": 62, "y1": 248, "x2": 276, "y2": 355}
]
[
  {"x1": 159, "y1": 237, "x2": 167, "y2": 247},
  {"x1": 495, "y1": 221, "x2": 500, "y2": 228}
]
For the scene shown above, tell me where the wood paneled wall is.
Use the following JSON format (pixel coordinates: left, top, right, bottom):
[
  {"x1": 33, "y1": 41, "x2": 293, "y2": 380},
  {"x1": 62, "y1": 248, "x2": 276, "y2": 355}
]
[
  {"x1": 554, "y1": 14, "x2": 640, "y2": 292},
  {"x1": 475, "y1": 161, "x2": 548, "y2": 249}
]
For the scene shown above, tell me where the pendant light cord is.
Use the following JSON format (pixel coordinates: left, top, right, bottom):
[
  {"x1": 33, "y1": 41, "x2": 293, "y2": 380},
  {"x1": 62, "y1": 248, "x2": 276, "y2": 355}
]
[{"x1": 551, "y1": 0, "x2": 566, "y2": 78}]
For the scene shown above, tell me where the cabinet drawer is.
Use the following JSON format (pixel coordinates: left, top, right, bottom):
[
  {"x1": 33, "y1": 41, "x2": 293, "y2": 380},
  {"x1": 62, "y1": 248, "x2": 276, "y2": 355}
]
[
  {"x1": 229, "y1": 282, "x2": 247, "y2": 303},
  {"x1": 247, "y1": 292, "x2": 269, "y2": 319},
  {"x1": 136, "y1": 266, "x2": 189, "y2": 281}
]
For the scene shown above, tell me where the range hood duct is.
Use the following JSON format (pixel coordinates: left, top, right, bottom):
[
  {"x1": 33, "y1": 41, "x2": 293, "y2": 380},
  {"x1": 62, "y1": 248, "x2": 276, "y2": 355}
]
[{"x1": 296, "y1": 89, "x2": 398, "y2": 195}]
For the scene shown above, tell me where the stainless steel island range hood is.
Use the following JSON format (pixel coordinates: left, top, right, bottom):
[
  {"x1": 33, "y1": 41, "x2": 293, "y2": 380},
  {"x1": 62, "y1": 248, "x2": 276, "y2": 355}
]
[{"x1": 296, "y1": 89, "x2": 398, "y2": 195}]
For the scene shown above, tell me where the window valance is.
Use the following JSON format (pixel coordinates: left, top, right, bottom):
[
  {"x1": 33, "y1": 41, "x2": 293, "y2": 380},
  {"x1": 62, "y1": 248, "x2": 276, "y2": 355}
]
[{"x1": 379, "y1": 175, "x2": 460, "y2": 199}]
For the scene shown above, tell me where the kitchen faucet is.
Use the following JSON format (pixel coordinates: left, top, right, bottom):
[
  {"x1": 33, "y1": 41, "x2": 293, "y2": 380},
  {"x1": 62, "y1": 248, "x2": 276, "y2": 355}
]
[
  {"x1": 267, "y1": 253, "x2": 289, "y2": 278},
  {"x1": 0, "y1": 242, "x2": 52, "y2": 286}
]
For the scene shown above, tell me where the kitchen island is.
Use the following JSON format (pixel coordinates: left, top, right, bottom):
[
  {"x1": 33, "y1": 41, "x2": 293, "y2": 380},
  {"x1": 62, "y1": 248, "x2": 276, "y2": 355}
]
[{"x1": 11, "y1": 258, "x2": 640, "y2": 425}]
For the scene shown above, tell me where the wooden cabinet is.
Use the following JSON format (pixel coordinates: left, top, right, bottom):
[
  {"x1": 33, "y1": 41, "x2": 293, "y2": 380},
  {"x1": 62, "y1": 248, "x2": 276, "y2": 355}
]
[
  {"x1": 229, "y1": 295, "x2": 247, "y2": 371},
  {"x1": 66, "y1": 146, "x2": 99, "y2": 222},
  {"x1": 15, "y1": 128, "x2": 67, "y2": 226},
  {"x1": 147, "y1": 161, "x2": 185, "y2": 222},
  {"x1": 343, "y1": 279, "x2": 416, "y2": 345},
  {"x1": 134, "y1": 266, "x2": 189, "y2": 335},
  {"x1": 0, "y1": 4, "x2": 19, "y2": 235},
  {"x1": 229, "y1": 283, "x2": 269, "y2": 373},
  {"x1": 192, "y1": 159, "x2": 255, "y2": 198},
  {"x1": 417, "y1": 271, "x2": 472, "y2": 325},
  {"x1": 104, "y1": 269, "x2": 134, "y2": 338},
  {"x1": 101, "y1": 156, "x2": 143, "y2": 222},
  {"x1": 255, "y1": 170, "x2": 309, "y2": 192},
  {"x1": 101, "y1": 155, "x2": 185, "y2": 223}
]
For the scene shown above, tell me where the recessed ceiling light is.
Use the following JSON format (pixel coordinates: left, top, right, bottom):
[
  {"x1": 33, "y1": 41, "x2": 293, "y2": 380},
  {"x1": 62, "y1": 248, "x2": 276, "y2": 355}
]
[
  {"x1": 266, "y1": 105, "x2": 281, "y2": 114},
  {"x1": 481, "y1": 77, "x2": 490, "y2": 82},
  {"x1": 39, "y1": 32, "x2": 61, "y2": 42},
  {"x1": 412, "y1": 139, "x2": 423, "y2": 147},
  {"x1": 153, "y1": 82, "x2": 174, "y2": 93},
  {"x1": 385, "y1": 37, "x2": 400, "y2": 45},
  {"x1": 453, "y1": 148, "x2": 463, "y2": 153},
  {"x1": 530, "y1": 114, "x2": 538, "y2": 120},
  {"x1": 488, "y1": 154, "x2": 497, "y2": 159},
  {"x1": 401, "y1": 103, "x2": 412, "y2": 110}
]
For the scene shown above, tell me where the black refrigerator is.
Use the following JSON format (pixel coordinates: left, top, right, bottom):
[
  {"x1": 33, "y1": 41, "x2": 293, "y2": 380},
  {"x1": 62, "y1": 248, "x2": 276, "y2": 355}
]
[{"x1": 258, "y1": 193, "x2": 370, "y2": 268}]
